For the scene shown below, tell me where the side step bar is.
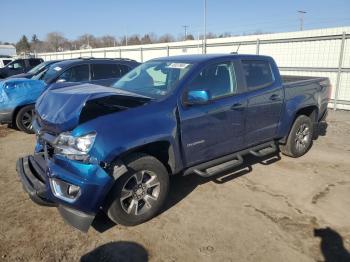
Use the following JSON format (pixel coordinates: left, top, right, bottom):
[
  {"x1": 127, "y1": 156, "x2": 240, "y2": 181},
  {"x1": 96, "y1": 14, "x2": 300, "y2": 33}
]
[
  {"x1": 249, "y1": 143, "x2": 277, "y2": 157},
  {"x1": 184, "y1": 141, "x2": 277, "y2": 178}
]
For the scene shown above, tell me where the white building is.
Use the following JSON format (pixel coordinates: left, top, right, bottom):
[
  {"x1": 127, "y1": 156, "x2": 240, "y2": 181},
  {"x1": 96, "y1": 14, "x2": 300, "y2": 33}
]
[{"x1": 0, "y1": 45, "x2": 16, "y2": 57}]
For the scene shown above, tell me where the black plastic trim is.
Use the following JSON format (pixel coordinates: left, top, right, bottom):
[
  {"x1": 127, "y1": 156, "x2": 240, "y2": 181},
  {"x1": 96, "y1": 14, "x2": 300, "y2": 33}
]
[
  {"x1": 16, "y1": 156, "x2": 57, "y2": 207},
  {"x1": 58, "y1": 205, "x2": 95, "y2": 232},
  {"x1": 0, "y1": 110, "x2": 13, "y2": 124}
]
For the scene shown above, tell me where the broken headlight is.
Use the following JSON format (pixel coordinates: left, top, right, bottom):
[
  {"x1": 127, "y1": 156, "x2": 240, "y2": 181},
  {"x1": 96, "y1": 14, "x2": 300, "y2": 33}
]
[{"x1": 54, "y1": 132, "x2": 96, "y2": 161}]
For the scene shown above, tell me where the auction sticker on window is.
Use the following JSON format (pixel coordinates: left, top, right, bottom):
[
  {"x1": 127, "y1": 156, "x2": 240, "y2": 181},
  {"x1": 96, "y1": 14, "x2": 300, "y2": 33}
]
[{"x1": 167, "y1": 63, "x2": 190, "y2": 69}]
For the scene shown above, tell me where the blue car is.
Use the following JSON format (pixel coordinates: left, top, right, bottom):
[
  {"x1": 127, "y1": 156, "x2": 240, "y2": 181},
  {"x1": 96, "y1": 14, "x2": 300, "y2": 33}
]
[
  {"x1": 0, "y1": 58, "x2": 139, "y2": 133},
  {"x1": 16, "y1": 54, "x2": 330, "y2": 232}
]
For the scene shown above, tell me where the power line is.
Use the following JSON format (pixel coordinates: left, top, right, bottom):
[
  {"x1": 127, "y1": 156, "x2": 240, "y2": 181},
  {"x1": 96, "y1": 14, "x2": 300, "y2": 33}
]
[{"x1": 182, "y1": 25, "x2": 189, "y2": 40}]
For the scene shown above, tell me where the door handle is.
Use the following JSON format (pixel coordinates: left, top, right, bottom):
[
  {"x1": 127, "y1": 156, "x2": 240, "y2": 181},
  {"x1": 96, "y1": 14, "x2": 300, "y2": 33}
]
[
  {"x1": 230, "y1": 103, "x2": 244, "y2": 111},
  {"x1": 269, "y1": 94, "x2": 281, "y2": 101}
]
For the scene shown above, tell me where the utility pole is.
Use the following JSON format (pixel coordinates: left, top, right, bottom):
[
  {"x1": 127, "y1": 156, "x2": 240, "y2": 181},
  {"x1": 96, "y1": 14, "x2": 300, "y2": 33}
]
[
  {"x1": 203, "y1": 0, "x2": 207, "y2": 53},
  {"x1": 298, "y1": 10, "x2": 306, "y2": 31},
  {"x1": 182, "y1": 25, "x2": 189, "y2": 40}
]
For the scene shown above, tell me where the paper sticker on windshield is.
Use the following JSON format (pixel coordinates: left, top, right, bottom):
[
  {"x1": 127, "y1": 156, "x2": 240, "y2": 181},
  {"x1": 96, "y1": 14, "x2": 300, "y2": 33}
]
[
  {"x1": 54, "y1": 66, "x2": 62, "y2": 71},
  {"x1": 167, "y1": 63, "x2": 189, "y2": 69}
]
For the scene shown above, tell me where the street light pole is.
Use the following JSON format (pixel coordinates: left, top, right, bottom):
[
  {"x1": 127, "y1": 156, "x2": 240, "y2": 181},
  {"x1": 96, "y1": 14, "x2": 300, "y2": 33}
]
[
  {"x1": 298, "y1": 10, "x2": 306, "y2": 31},
  {"x1": 203, "y1": 0, "x2": 207, "y2": 54}
]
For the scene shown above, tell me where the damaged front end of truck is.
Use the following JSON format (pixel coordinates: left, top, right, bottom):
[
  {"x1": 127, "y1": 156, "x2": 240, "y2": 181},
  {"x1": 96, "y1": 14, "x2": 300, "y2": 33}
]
[{"x1": 16, "y1": 83, "x2": 152, "y2": 232}]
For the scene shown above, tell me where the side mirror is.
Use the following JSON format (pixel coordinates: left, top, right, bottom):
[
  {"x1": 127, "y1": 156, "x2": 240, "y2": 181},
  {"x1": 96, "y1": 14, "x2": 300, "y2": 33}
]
[
  {"x1": 7, "y1": 64, "x2": 14, "y2": 69},
  {"x1": 185, "y1": 90, "x2": 211, "y2": 105}
]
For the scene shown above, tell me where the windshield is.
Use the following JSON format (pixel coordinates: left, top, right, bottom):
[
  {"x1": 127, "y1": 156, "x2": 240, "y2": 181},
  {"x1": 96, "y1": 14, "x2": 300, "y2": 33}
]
[
  {"x1": 28, "y1": 61, "x2": 48, "y2": 74},
  {"x1": 32, "y1": 63, "x2": 62, "y2": 83},
  {"x1": 112, "y1": 61, "x2": 192, "y2": 98}
]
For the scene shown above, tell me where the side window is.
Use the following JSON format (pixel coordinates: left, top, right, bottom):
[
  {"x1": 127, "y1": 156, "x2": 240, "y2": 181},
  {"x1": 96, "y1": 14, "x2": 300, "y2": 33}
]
[
  {"x1": 58, "y1": 65, "x2": 89, "y2": 82},
  {"x1": 188, "y1": 62, "x2": 237, "y2": 99},
  {"x1": 119, "y1": 64, "x2": 131, "y2": 76},
  {"x1": 29, "y1": 59, "x2": 42, "y2": 67},
  {"x1": 242, "y1": 60, "x2": 274, "y2": 91},
  {"x1": 92, "y1": 64, "x2": 131, "y2": 80},
  {"x1": 92, "y1": 64, "x2": 118, "y2": 80},
  {"x1": 12, "y1": 61, "x2": 24, "y2": 69}
]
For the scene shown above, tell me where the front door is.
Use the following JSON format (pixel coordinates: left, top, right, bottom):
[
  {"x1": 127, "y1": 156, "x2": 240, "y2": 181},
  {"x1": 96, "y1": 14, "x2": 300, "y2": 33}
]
[{"x1": 179, "y1": 60, "x2": 246, "y2": 166}]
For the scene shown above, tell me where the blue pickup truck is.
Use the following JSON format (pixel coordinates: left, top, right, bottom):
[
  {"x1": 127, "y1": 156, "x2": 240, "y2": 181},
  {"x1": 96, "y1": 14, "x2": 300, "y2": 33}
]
[{"x1": 16, "y1": 54, "x2": 330, "y2": 232}]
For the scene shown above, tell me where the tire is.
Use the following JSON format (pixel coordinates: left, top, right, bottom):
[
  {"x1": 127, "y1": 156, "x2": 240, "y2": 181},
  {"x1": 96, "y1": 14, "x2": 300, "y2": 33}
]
[
  {"x1": 15, "y1": 105, "x2": 35, "y2": 134},
  {"x1": 106, "y1": 153, "x2": 169, "y2": 226},
  {"x1": 280, "y1": 115, "x2": 314, "y2": 158}
]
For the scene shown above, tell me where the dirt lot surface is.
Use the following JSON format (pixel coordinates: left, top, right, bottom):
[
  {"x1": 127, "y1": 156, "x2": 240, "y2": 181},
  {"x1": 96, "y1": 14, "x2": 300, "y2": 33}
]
[{"x1": 1, "y1": 110, "x2": 350, "y2": 262}]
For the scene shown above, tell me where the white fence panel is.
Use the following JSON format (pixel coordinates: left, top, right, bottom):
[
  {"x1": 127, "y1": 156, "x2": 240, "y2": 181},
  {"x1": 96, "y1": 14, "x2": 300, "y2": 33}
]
[{"x1": 37, "y1": 27, "x2": 350, "y2": 110}]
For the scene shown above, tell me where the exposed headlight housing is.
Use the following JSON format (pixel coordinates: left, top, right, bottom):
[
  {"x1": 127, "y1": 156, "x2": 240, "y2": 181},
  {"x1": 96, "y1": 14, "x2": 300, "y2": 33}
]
[{"x1": 54, "y1": 132, "x2": 96, "y2": 161}]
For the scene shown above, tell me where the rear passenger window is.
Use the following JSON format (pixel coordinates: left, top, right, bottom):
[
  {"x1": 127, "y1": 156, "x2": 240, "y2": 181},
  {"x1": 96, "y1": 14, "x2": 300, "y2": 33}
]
[
  {"x1": 92, "y1": 64, "x2": 131, "y2": 80},
  {"x1": 242, "y1": 60, "x2": 274, "y2": 90},
  {"x1": 58, "y1": 65, "x2": 89, "y2": 82},
  {"x1": 29, "y1": 59, "x2": 42, "y2": 67}
]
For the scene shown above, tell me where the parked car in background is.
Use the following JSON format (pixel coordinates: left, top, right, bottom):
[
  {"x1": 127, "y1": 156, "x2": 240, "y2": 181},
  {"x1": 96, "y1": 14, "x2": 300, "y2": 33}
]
[
  {"x1": 16, "y1": 54, "x2": 330, "y2": 232},
  {"x1": 0, "y1": 58, "x2": 44, "y2": 78},
  {"x1": 0, "y1": 55, "x2": 14, "y2": 68},
  {"x1": 7, "y1": 60, "x2": 61, "y2": 79},
  {"x1": 0, "y1": 58, "x2": 139, "y2": 133}
]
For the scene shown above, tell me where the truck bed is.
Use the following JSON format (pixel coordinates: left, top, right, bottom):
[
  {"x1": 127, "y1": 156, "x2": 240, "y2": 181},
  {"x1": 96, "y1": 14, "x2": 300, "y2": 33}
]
[{"x1": 281, "y1": 75, "x2": 327, "y2": 84}]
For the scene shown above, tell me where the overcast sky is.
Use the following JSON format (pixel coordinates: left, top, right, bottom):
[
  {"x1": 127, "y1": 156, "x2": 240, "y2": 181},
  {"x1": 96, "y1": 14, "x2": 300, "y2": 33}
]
[{"x1": 1, "y1": 0, "x2": 350, "y2": 42}]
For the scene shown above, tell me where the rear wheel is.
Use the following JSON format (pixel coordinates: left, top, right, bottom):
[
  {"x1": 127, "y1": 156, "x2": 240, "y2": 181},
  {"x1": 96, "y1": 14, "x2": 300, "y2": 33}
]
[
  {"x1": 15, "y1": 105, "x2": 35, "y2": 134},
  {"x1": 280, "y1": 115, "x2": 314, "y2": 158},
  {"x1": 106, "y1": 153, "x2": 169, "y2": 226}
]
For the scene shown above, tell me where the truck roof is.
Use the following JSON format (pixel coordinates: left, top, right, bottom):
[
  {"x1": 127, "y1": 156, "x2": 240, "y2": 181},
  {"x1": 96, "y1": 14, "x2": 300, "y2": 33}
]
[{"x1": 152, "y1": 54, "x2": 272, "y2": 63}]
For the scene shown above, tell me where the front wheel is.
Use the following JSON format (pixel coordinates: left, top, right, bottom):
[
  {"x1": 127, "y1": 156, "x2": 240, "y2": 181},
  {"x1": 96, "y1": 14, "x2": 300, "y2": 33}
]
[
  {"x1": 15, "y1": 105, "x2": 35, "y2": 134},
  {"x1": 280, "y1": 115, "x2": 314, "y2": 158},
  {"x1": 106, "y1": 153, "x2": 169, "y2": 226}
]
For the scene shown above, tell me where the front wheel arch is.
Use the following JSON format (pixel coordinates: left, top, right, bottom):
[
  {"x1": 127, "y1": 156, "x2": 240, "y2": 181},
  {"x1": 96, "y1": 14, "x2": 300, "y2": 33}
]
[{"x1": 104, "y1": 153, "x2": 170, "y2": 226}]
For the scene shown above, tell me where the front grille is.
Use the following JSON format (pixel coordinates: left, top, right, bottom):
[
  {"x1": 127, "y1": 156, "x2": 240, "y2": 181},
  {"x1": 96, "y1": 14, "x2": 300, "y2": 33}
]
[{"x1": 44, "y1": 142, "x2": 55, "y2": 159}]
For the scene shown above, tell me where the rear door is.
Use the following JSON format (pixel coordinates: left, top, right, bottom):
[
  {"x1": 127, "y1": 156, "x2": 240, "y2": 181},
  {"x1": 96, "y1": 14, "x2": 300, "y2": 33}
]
[
  {"x1": 241, "y1": 59, "x2": 283, "y2": 146},
  {"x1": 91, "y1": 63, "x2": 131, "y2": 86},
  {"x1": 179, "y1": 59, "x2": 247, "y2": 166}
]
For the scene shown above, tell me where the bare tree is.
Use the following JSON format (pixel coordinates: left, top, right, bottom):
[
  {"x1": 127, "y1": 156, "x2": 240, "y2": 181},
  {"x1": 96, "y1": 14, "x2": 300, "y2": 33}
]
[
  {"x1": 100, "y1": 35, "x2": 118, "y2": 47},
  {"x1": 186, "y1": 34, "x2": 195, "y2": 40},
  {"x1": 141, "y1": 34, "x2": 153, "y2": 44},
  {"x1": 46, "y1": 32, "x2": 67, "y2": 52},
  {"x1": 77, "y1": 34, "x2": 98, "y2": 49},
  {"x1": 158, "y1": 34, "x2": 174, "y2": 43},
  {"x1": 128, "y1": 35, "x2": 141, "y2": 45}
]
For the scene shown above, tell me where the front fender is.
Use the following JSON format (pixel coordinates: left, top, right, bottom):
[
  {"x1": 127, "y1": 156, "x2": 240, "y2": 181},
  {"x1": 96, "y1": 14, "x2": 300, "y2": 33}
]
[{"x1": 73, "y1": 101, "x2": 183, "y2": 173}]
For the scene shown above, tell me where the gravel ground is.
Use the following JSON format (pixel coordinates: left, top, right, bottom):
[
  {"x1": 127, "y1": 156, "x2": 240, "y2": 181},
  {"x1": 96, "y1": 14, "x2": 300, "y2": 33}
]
[{"x1": 0, "y1": 110, "x2": 350, "y2": 262}]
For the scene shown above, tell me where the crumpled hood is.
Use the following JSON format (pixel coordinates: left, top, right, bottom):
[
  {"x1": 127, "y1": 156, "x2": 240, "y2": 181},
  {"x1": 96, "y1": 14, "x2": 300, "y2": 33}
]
[
  {"x1": 0, "y1": 78, "x2": 46, "y2": 111},
  {"x1": 36, "y1": 83, "x2": 150, "y2": 133}
]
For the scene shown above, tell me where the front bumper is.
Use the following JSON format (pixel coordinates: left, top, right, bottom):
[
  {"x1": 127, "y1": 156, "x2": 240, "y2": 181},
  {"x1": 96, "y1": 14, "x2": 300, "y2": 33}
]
[
  {"x1": 16, "y1": 154, "x2": 111, "y2": 232},
  {"x1": 0, "y1": 110, "x2": 13, "y2": 124}
]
